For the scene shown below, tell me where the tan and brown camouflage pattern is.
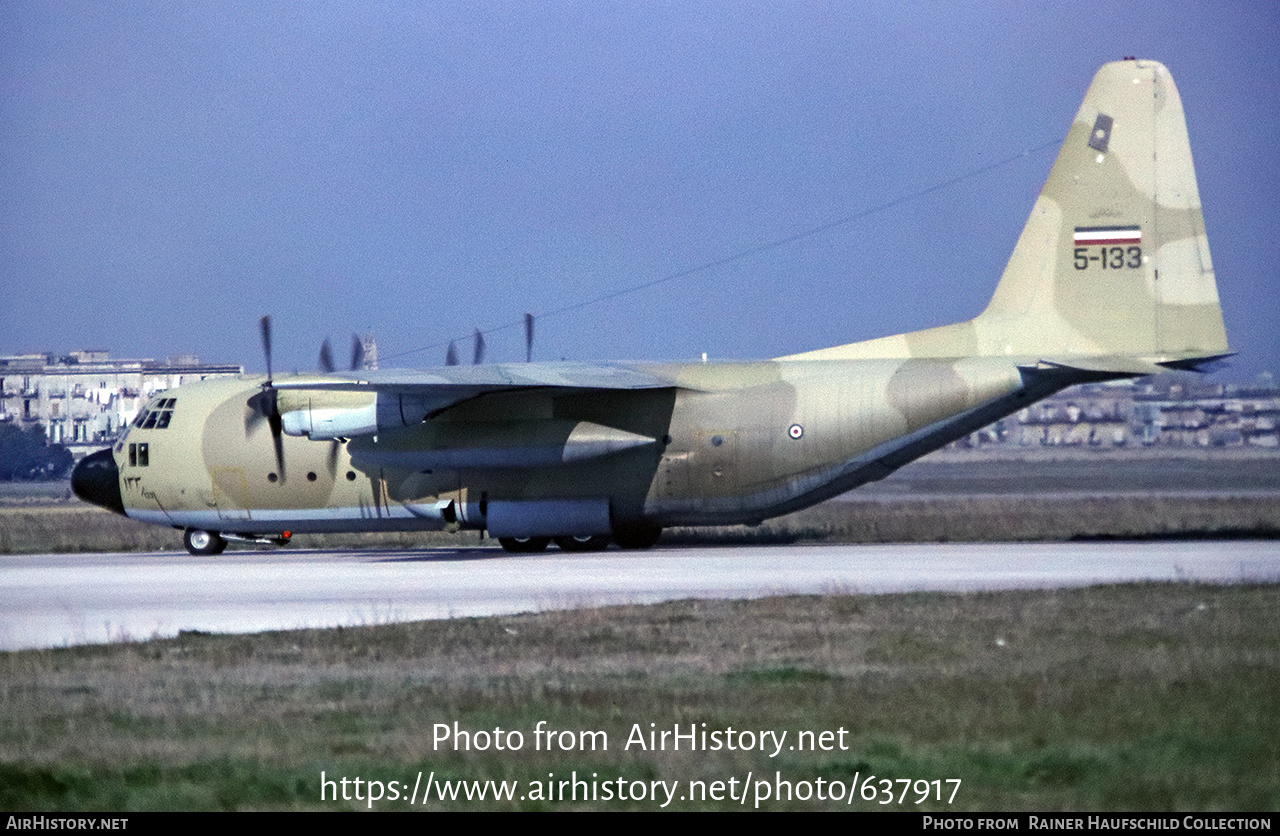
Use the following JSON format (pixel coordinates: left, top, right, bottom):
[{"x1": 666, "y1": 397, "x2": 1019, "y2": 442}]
[
  {"x1": 783, "y1": 59, "x2": 1227, "y2": 366},
  {"x1": 101, "y1": 61, "x2": 1231, "y2": 544}
]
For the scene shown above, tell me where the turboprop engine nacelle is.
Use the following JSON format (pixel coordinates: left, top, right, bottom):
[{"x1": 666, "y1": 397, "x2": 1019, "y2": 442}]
[
  {"x1": 277, "y1": 390, "x2": 435, "y2": 439},
  {"x1": 277, "y1": 389, "x2": 658, "y2": 469}
]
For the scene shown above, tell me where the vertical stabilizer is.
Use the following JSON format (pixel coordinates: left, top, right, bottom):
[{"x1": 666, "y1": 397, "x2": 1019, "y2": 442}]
[
  {"x1": 786, "y1": 60, "x2": 1229, "y2": 366},
  {"x1": 979, "y1": 58, "x2": 1227, "y2": 362}
]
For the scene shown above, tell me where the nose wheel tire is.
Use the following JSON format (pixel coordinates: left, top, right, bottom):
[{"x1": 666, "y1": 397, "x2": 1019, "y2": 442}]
[
  {"x1": 498, "y1": 536, "x2": 551, "y2": 553},
  {"x1": 554, "y1": 535, "x2": 611, "y2": 552},
  {"x1": 184, "y1": 528, "x2": 227, "y2": 556}
]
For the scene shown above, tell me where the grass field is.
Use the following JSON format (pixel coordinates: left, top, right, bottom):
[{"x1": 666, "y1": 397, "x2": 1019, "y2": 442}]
[
  {"x1": 2, "y1": 491, "x2": 1275, "y2": 555},
  {"x1": 1, "y1": 583, "x2": 1276, "y2": 811}
]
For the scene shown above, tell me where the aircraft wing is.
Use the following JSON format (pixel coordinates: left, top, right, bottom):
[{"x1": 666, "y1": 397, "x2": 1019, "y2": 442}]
[
  {"x1": 271, "y1": 362, "x2": 678, "y2": 439},
  {"x1": 274, "y1": 361, "x2": 672, "y2": 393}
]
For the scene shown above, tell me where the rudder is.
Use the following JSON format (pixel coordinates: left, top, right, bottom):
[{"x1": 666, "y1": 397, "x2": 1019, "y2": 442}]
[{"x1": 783, "y1": 60, "x2": 1229, "y2": 366}]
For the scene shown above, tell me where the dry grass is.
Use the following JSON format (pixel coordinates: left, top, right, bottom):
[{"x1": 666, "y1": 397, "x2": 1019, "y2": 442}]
[
  {"x1": 2, "y1": 583, "x2": 1277, "y2": 810},
  {"x1": 668, "y1": 495, "x2": 1280, "y2": 546},
  {"x1": 2, "y1": 493, "x2": 1276, "y2": 555}
]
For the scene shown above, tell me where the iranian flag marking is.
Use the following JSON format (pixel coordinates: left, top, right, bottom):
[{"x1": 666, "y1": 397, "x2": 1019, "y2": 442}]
[{"x1": 1074, "y1": 225, "x2": 1141, "y2": 245}]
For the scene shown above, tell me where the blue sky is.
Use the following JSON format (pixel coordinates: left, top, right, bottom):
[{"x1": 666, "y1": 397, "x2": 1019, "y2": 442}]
[{"x1": 2, "y1": 2, "x2": 1277, "y2": 378}]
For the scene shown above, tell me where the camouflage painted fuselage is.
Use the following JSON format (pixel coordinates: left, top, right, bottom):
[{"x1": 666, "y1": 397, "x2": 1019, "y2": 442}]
[
  {"x1": 73, "y1": 60, "x2": 1230, "y2": 550},
  {"x1": 110, "y1": 353, "x2": 1044, "y2": 536}
]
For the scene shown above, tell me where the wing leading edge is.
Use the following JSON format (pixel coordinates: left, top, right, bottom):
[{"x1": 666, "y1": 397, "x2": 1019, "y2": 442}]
[{"x1": 272, "y1": 362, "x2": 678, "y2": 440}]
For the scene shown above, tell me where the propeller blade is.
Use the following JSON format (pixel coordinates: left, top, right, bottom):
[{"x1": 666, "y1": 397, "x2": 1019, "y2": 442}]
[
  {"x1": 244, "y1": 390, "x2": 269, "y2": 433},
  {"x1": 472, "y1": 328, "x2": 485, "y2": 365},
  {"x1": 259, "y1": 315, "x2": 274, "y2": 383},
  {"x1": 445, "y1": 341, "x2": 458, "y2": 366},
  {"x1": 349, "y1": 334, "x2": 365, "y2": 371},
  {"x1": 245, "y1": 388, "x2": 286, "y2": 481},
  {"x1": 252, "y1": 316, "x2": 285, "y2": 479},
  {"x1": 326, "y1": 439, "x2": 340, "y2": 475},
  {"x1": 318, "y1": 338, "x2": 335, "y2": 373},
  {"x1": 265, "y1": 386, "x2": 286, "y2": 481},
  {"x1": 270, "y1": 413, "x2": 286, "y2": 481},
  {"x1": 524, "y1": 312, "x2": 534, "y2": 363}
]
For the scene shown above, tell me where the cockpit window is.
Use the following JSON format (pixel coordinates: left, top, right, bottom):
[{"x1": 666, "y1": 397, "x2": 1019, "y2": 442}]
[
  {"x1": 132, "y1": 397, "x2": 177, "y2": 429},
  {"x1": 128, "y1": 442, "x2": 149, "y2": 467}
]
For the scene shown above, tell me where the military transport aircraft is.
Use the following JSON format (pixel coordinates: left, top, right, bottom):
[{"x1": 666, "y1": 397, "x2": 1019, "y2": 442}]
[{"x1": 72, "y1": 60, "x2": 1229, "y2": 555}]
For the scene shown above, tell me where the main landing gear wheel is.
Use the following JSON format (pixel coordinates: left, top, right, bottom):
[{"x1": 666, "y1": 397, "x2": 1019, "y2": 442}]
[
  {"x1": 498, "y1": 536, "x2": 551, "y2": 553},
  {"x1": 183, "y1": 528, "x2": 227, "y2": 556},
  {"x1": 554, "y1": 535, "x2": 611, "y2": 552}
]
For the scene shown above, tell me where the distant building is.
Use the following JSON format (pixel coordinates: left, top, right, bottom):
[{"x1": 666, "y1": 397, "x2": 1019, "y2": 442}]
[
  {"x1": 952, "y1": 373, "x2": 1280, "y2": 451},
  {"x1": 359, "y1": 331, "x2": 378, "y2": 370},
  {"x1": 0, "y1": 351, "x2": 242, "y2": 459}
]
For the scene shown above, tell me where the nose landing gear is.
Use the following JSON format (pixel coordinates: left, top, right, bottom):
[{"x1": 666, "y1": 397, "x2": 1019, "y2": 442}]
[
  {"x1": 183, "y1": 528, "x2": 227, "y2": 556},
  {"x1": 181, "y1": 529, "x2": 292, "y2": 555}
]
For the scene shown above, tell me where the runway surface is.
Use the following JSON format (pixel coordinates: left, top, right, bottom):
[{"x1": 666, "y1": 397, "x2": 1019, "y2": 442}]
[{"x1": 2, "y1": 540, "x2": 1278, "y2": 651}]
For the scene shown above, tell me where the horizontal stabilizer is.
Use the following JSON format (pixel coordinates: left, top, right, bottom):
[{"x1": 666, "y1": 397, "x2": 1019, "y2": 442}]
[{"x1": 1029, "y1": 357, "x2": 1166, "y2": 379}]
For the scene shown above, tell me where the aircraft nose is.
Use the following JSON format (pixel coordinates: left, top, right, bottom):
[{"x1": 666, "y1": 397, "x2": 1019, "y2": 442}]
[{"x1": 71, "y1": 448, "x2": 126, "y2": 516}]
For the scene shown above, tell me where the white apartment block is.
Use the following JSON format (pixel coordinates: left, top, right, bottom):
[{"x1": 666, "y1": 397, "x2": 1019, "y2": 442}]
[{"x1": 0, "y1": 350, "x2": 242, "y2": 459}]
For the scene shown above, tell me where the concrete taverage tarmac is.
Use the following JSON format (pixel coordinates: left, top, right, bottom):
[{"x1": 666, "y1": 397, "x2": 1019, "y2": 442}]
[{"x1": 2, "y1": 541, "x2": 1277, "y2": 651}]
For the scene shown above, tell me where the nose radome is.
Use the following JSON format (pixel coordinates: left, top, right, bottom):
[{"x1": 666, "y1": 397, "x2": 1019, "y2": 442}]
[{"x1": 71, "y1": 448, "x2": 126, "y2": 516}]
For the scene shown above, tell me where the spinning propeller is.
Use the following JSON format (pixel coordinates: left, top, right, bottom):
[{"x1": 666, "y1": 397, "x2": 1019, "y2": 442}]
[
  {"x1": 248, "y1": 318, "x2": 372, "y2": 484},
  {"x1": 443, "y1": 313, "x2": 535, "y2": 365},
  {"x1": 248, "y1": 312, "x2": 538, "y2": 484},
  {"x1": 246, "y1": 315, "x2": 286, "y2": 481},
  {"x1": 318, "y1": 334, "x2": 366, "y2": 373},
  {"x1": 314, "y1": 333, "x2": 364, "y2": 479}
]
